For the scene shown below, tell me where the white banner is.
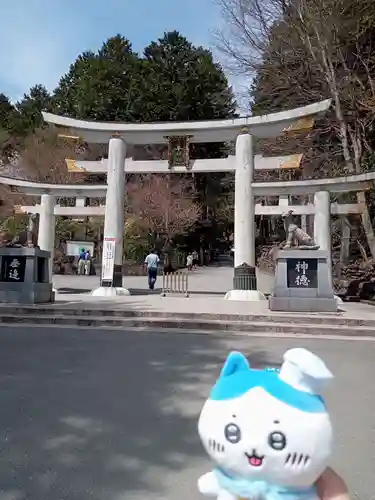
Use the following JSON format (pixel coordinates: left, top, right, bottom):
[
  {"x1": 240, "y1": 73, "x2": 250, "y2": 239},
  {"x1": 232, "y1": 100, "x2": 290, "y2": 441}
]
[{"x1": 101, "y1": 238, "x2": 116, "y2": 282}]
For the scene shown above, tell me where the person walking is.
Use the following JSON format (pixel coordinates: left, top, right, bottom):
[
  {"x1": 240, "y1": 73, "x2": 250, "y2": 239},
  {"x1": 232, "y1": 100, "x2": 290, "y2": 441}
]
[
  {"x1": 192, "y1": 250, "x2": 199, "y2": 268},
  {"x1": 84, "y1": 250, "x2": 92, "y2": 276},
  {"x1": 144, "y1": 249, "x2": 160, "y2": 290},
  {"x1": 186, "y1": 253, "x2": 193, "y2": 271},
  {"x1": 77, "y1": 247, "x2": 86, "y2": 275}
]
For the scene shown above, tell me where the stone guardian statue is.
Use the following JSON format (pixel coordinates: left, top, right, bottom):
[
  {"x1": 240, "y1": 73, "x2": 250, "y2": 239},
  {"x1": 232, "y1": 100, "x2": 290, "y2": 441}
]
[{"x1": 282, "y1": 210, "x2": 320, "y2": 250}]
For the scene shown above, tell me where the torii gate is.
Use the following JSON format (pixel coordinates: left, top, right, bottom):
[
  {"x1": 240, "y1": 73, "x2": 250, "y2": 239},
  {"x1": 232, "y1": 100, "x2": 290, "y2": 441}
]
[{"x1": 5, "y1": 99, "x2": 373, "y2": 300}]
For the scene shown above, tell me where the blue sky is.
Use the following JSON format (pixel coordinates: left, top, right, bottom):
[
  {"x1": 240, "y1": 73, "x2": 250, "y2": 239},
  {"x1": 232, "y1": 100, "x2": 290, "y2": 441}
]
[{"x1": 0, "y1": 0, "x2": 247, "y2": 104}]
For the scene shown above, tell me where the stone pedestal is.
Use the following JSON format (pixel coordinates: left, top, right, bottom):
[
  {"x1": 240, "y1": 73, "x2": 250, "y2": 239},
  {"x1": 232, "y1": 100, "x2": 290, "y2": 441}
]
[
  {"x1": 0, "y1": 248, "x2": 54, "y2": 304},
  {"x1": 269, "y1": 249, "x2": 337, "y2": 312},
  {"x1": 233, "y1": 264, "x2": 257, "y2": 290},
  {"x1": 225, "y1": 264, "x2": 266, "y2": 301}
]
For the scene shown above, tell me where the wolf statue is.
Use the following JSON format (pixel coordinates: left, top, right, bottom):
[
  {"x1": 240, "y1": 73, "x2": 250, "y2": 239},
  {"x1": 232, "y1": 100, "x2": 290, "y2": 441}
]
[
  {"x1": 197, "y1": 348, "x2": 333, "y2": 500},
  {"x1": 281, "y1": 211, "x2": 319, "y2": 250}
]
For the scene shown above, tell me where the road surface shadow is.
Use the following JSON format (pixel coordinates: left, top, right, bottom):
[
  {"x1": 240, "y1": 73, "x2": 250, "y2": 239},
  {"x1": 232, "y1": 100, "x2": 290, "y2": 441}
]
[
  {"x1": 128, "y1": 288, "x2": 163, "y2": 296},
  {"x1": 56, "y1": 288, "x2": 164, "y2": 296},
  {"x1": 57, "y1": 287, "x2": 93, "y2": 295},
  {"x1": 207, "y1": 261, "x2": 233, "y2": 268},
  {"x1": 0, "y1": 328, "x2": 274, "y2": 500},
  {"x1": 55, "y1": 288, "x2": 227, "y2": 298}
]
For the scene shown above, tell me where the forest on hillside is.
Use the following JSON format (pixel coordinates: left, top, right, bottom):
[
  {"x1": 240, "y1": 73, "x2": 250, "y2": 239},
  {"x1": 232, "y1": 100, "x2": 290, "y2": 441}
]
[
  {"x1": 215, "y1": 0, "x2": 375, "y2": 282},
  {"x1": 0, "y1": 31, "x2": 237, "y2": 263}
]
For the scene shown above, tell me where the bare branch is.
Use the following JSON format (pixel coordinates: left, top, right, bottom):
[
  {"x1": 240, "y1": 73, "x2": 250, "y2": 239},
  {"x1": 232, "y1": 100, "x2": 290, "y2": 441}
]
[{"x1": 127, "y1": 174, "x2": 201, "y2": 247}]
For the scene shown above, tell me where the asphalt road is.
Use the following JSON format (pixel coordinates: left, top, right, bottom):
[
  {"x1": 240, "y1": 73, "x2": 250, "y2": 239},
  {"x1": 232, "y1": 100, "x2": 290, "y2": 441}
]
[{"x1": 0, "y1": 327, "x2": 373, "y2": 500}]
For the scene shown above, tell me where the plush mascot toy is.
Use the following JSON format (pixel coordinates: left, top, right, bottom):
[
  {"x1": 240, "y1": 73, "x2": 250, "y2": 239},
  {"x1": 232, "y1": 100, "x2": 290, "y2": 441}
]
[{"x1": 197, "y1": 348, "x2": 333, "y2": 500}]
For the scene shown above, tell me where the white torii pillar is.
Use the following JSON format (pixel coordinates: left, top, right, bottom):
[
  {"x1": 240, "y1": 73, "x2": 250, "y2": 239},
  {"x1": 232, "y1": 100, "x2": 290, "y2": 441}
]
[
  {"x1": 92, "y1": 136, "x2": 129, "y2": 297},
  {"x1": 314, "y1": 190, "x2": 332, "y2": 282},
  {"x1": 38, "y1": 194, "x2": 56, "y2": 283},
  {"x1": 225, "y1": 128, "x2": 266, "y2": 301}
]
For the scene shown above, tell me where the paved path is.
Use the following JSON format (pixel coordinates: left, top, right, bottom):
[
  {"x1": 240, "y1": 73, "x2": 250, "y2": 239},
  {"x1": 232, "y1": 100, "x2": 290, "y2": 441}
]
[
  {"x1": 0, "y1": 326, "x2": 372, "y2": 500},
  {"x1": 53, "y1": 264, "x2": 275, "y2": 297},
  {"x1": 52, "y1": 266, "x2": 234, "y2": 296},
  {"x1": 50, "y1": 266, "x2": 375, "y2": 322}
]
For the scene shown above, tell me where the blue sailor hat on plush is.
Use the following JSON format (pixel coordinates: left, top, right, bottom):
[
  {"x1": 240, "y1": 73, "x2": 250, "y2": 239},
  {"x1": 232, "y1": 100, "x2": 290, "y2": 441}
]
[{"x1": 209, "y1": 348, "x2": 333, "y2": 414}]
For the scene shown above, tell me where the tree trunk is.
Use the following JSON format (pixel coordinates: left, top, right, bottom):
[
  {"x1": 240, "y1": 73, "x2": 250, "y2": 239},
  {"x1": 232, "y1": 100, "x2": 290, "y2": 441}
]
[
  {"x1": 340, "y1": 216, "x2": 350, "y2": 263},
  {"x1": 357, "y1": 191, "x2": 375, "y2": 258},
  {"x1": 330, "y1": 91, "x2": 375, "y2": 259},
  {"x1": 349, "y1": 127, "x2": 375, "y2": 259},
  {"x1": 314, "y1": 46, "x2": 375, "y2": 260}
]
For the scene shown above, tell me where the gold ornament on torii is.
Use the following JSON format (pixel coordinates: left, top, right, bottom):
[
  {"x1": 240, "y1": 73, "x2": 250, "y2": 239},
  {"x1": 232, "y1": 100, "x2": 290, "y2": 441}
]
[
  {"x1": 65, "y1": 159, "x2": 85, "y2": 172},
  {"x1": 57, "y1": 126, "x2": 82, "y2": 142},
  {"x1": 13, "y1": 205, "x2": 26, "y2": 215},
  {"x1": 282, "y1": 117, "x2": 315, "y2": 133},
  {"x1": 279, "y1": 154, "x2": 303, "y2": 169}
]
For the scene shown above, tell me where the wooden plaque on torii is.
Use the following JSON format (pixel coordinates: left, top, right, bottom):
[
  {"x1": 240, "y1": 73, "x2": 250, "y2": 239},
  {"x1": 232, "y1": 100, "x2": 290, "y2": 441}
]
[{"x1": 165, "y1": 136, "x2": 193, "y2": 169}]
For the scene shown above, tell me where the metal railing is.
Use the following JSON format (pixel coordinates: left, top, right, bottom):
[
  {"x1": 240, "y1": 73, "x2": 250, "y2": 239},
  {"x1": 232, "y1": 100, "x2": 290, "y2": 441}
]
[{"x1": 161, "y1": 270, "x2": 189, "y2": 297}]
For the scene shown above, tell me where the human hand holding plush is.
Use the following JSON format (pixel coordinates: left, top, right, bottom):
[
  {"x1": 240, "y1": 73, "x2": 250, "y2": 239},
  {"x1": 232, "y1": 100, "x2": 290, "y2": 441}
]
[{"x1": 316, "y1": 469, "x2": 350, "y2": 500}]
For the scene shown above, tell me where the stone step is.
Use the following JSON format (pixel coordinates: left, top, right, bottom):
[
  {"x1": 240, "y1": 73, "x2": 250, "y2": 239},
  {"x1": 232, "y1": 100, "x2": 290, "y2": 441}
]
[
  {"x1": 0, "y1": 305, "x2": 372, "y2": 328},
  {"x1": 0, "y1": 313, "x2": 374, "y2": 336}
]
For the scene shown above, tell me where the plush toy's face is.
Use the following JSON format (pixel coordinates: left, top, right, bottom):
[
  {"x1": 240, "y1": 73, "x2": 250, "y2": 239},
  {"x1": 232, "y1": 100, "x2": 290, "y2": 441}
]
[{"x1": 198, "y1": 350, "x2": 334, "y2": 488}]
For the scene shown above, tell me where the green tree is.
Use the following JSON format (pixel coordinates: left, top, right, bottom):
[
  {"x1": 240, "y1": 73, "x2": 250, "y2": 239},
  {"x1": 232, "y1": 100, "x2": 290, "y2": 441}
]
[
  {"x1": 52, "y1": 36, "x2": 144, "y2": 121},
  {"x1": 52, "y1": 31, "x2": 237, "y2": 250},
  {"x1": 12, "y1": 85, "x2": 52, "y2": 135},
  {"x1": 141, "y1": 31, "x2": 237, "y2": 243},
  {"x1": 52, "y1": 31, "x2": 236, "y2": 123},
  {"x1": 0, "y1": 94, "x2": 15, "y2": 130},
  {"x1": 1, "y1": 31, "x2": 238, "y2": 255},
  {"x1": 141, "y1": 30, "x2": 236, "y2": 121}
]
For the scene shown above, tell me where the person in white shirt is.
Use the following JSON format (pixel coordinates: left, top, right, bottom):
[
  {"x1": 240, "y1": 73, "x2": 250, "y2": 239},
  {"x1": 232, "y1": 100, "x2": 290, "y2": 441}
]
[
  {"x1": 144, "y1": 249, "x2": 160, "y2": 290},
  {"x1": 186, "y1": 253, "x2": 193, "y2": 271}
]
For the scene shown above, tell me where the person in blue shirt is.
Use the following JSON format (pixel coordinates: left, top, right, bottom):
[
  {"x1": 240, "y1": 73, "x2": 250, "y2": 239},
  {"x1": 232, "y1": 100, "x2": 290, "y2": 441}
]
[{"x1": 144, "y1": 249, "x2": 160, "y2": 290}]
